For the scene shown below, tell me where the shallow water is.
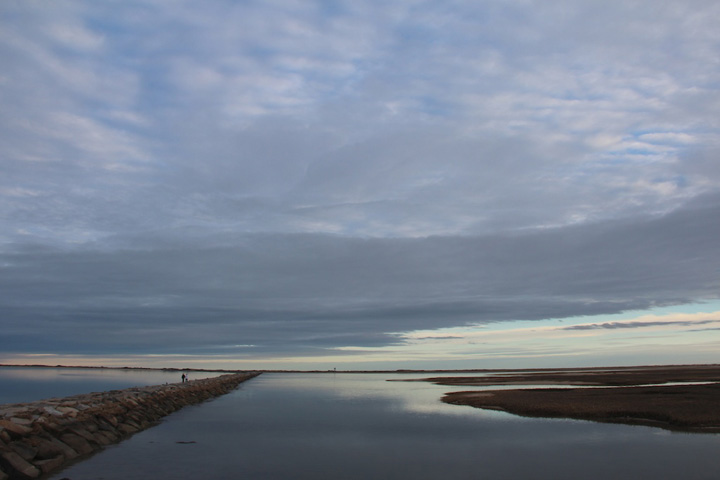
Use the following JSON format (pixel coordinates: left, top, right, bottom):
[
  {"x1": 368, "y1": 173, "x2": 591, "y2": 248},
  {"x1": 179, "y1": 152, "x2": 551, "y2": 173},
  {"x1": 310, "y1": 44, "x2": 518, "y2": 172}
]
[
  {"x1": 49, "y1": 373, "x2": 720, "y2": 480},
  {"x1": 0, "y1": 366, "x2": 223, "y2": 404}
]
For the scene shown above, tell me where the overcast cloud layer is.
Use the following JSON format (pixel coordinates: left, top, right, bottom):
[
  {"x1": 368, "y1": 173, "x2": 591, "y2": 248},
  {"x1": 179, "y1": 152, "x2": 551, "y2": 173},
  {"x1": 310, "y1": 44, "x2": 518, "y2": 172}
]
[{"x1": 1, "y1": 1, "x2": 719, "y2": 365}]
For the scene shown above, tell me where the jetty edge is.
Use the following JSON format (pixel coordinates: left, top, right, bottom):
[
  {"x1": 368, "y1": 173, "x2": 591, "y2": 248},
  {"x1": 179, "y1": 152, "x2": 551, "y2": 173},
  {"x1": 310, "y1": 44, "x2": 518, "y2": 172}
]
[{"x1": 0, "y1": 372, "x2": 260, "y2": 480}]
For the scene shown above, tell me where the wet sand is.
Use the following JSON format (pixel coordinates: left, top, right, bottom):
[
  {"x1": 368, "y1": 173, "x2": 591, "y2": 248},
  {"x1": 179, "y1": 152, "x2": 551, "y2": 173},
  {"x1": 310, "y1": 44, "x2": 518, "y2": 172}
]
[{"x1": 429, "y1": 365, "x2": 720, "y2": 433}]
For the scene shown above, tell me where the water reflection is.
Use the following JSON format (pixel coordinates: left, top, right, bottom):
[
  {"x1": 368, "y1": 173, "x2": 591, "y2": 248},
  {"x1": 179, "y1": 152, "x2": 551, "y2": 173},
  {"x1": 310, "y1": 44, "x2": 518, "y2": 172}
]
[{"x1": 49, "y1": 373, "x2": 720, "y2": 480}]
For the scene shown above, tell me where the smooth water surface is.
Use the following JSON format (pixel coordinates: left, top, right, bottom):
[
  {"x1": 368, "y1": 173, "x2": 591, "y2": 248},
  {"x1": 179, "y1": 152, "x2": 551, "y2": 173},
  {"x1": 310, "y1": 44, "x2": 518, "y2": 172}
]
[
  {"x1": 50, "y1": 373, "x2": 720, "y2": 479},
  {"x1": 0, "y1": 367, "x2": 223, "y2": 404}
]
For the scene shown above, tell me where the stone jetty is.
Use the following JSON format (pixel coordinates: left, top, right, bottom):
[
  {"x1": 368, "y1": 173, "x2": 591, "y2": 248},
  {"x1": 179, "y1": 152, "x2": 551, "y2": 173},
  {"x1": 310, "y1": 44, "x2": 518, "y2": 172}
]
[{"x1": 0, "y1": 372, "x2": 260, "y2": 479}]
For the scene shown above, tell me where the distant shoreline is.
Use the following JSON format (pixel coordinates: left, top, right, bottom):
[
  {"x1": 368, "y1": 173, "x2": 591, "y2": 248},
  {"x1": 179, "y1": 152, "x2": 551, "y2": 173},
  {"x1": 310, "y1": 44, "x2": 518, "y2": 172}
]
[
  {"x1": 3, "y1": 362, "x2": 719, "y2": 374},
  {"x1": 0, "y1": 364, "x2": 243, "y2": 373}
]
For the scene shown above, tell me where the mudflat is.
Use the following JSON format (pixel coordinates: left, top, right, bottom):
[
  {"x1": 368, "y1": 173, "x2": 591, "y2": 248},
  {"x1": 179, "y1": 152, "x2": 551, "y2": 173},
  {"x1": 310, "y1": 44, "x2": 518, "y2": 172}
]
[{"x1": 430, "y1": 365, "x2": 720, "y2": 433}]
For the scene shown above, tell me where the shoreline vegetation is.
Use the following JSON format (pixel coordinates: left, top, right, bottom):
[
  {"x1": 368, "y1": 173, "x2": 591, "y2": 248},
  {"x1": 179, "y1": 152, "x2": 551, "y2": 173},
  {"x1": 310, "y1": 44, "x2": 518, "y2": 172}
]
[{"x1": 423, "y1": 364, "x2": 720, "y2": 433}]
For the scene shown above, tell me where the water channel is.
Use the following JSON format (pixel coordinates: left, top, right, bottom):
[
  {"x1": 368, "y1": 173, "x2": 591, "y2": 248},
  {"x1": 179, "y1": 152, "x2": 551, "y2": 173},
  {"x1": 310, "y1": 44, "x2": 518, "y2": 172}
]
[{"x1": 46, "y1": 372, "x2": 720, "y2": 479}]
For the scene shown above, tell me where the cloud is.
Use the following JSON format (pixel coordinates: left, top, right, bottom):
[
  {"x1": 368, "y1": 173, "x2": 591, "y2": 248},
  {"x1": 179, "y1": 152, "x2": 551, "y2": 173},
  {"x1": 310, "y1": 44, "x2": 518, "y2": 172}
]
[
  {"x1": 563, "y1": 319, "x2": 720, "y2": 331},
  {"x1": 1, "y1": 0, "x2": 720, "y2": 364},
  {"x1": 1, "y1": 196, "x2": 719, "y2": 357}
]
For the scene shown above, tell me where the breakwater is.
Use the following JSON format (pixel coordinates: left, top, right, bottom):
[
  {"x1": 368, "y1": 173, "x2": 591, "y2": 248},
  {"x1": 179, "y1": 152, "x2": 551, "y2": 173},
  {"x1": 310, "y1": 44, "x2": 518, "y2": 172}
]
[{"x1": 0, "y1": 372, "x2": 259, "y2": 479}]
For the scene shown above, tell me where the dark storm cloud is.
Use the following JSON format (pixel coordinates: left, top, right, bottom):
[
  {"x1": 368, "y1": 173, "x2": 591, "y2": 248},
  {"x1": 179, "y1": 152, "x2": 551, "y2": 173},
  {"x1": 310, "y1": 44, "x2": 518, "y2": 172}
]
[{"x1": 2, "y1": 195, "x2": 719, "y2": 355}]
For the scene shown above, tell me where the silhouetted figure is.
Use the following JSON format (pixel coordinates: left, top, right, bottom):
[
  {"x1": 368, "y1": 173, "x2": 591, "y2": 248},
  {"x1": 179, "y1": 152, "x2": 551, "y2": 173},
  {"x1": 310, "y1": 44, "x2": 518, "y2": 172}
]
[{"x1": 181, "y1": 373, "x2": 186, "y2": 383}]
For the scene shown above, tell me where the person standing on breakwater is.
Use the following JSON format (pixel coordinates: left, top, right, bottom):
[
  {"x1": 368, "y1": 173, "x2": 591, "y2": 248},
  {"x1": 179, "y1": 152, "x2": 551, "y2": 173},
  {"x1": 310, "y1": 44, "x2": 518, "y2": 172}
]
[{"x1": 181, "y1": 373, "x2": 186, "y2": 383}]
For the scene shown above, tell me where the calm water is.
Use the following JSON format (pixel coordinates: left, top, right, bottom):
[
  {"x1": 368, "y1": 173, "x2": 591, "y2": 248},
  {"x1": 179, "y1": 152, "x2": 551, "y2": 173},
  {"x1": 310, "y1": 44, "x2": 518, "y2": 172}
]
[
  {"x1": 0, "y1": 366, "x2": 223, "y2": 404},
  {"x1": 47, "y1": 373, "x2": 720, "y2": 480}
]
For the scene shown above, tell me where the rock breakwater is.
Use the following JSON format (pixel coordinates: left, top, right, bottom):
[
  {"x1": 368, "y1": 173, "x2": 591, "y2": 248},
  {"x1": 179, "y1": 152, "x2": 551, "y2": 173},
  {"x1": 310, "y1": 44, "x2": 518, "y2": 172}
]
[{"x1": 0, "y1": 372, "x2": 259, "y2": 479}]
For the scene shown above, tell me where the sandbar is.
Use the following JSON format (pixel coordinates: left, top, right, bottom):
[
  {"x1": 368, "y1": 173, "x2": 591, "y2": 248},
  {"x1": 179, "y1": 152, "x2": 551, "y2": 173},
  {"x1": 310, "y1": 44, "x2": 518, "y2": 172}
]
[{"x1": 429, "y1": 365, "x2": 720, "y2": 433}]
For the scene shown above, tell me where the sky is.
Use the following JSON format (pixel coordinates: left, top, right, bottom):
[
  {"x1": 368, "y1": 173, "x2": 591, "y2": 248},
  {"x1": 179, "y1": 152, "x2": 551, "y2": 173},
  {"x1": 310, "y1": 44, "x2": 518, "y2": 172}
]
[{"x1": 1, "y1": 0, "x2": 719, "y2": 370}]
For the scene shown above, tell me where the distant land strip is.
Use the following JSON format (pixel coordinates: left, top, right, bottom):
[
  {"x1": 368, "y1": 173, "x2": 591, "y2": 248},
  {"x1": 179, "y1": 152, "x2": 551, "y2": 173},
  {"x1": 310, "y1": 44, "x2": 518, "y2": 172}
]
[
  {"x1": 0, "y1": 372, "x2": 259, "y2": 480},
  {"x1": 6, "y1": 363, "x2": 720, "y2": 375},
  {"x1": 0, "y1": 364, "x2": 248, "y2": 374}
]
